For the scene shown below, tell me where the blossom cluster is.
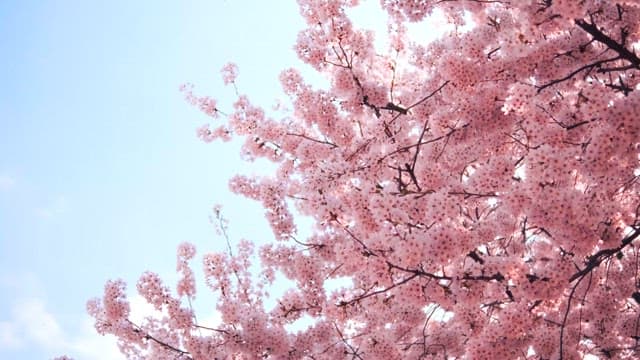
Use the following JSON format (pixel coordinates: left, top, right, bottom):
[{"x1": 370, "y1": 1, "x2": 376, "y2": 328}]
[{"x1": 85, "y1": 0, "x2": 640, "y2": 359}]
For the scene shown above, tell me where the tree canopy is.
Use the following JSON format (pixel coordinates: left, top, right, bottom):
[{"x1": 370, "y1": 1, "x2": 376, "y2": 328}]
[{"x1": 86, "y1": 1, "x2": 640, "y2": 359}]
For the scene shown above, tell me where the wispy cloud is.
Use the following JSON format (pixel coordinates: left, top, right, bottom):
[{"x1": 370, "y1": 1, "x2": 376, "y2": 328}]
[
  {"x1": 34, "y1": 195, "x2": 69, "y2": 219},
  {"x1": 64, "y1": 318, "x2": 122, "y2": 360},
  {"x1": 0, "y1": 292, "x2": 191, "y2": 359},
  {"x1": 0, "y1": 175, "x2": 15, "y2": 191},
  {"x1": 0, "y1": 276, "x2": 222, "y2": 359},
  {"x1": 12, "y1": 298, "x2": 66, "y2": 349},
  {"x1": 0, "y1": 296, "x2": 121, "y2": 360},
  {"x1": 0, "y1": 321, "x2": 23, "y2": 348}
]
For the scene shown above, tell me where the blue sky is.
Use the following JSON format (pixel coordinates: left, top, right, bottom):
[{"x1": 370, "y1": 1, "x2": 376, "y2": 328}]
[
  {"x1": 0, "y1": 0, "x2": 411, "y2": 358},
  {"x1": 0, "y1": 1, "x2": 311, "y2": 358}
]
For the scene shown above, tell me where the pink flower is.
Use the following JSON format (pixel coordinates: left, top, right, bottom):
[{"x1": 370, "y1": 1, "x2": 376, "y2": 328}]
[
  {"x1": 92, "y1": 1, "x2": 640, "y2": 358},
  {"x1": 221, "y1": 62, "x2": 238, "y2": 85}
]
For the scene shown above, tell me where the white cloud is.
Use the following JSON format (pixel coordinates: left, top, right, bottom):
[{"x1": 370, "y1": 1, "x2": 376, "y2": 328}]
[
  {"x1": 0, "y1": 292, "x2": 222, "y2": 359},
  {"x1": 12, "y1": 298, "x2": 66, "y2": 349},
  {"x1": 0, "y1": 297, "x2": 121, "y2": 360},
  {"x1": 34, "y1": 195, "x2": 69, "y2": 219},
  {"x1": 0, "y1": 175, "x2": 15, "y2": 191},
  {"x1": 65, "y1": 318, "x2": 122, "y2": 360},
  {"x1": 0, "y1": 321, "x2": 23, "y2": 348},
  {"x1": 128, "y1": 294, "x2": 164, "y2": 325}
]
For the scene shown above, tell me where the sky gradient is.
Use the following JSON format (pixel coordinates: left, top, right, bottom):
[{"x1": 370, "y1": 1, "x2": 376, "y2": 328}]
[
  {"x1": 0, "y1": 1, "x2": 404, "y2": 358},
  {"x1": 0, "y1": 1, "x2": 309, "y2": 358}
]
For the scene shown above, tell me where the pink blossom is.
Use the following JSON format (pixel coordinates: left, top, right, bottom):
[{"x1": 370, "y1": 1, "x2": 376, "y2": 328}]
[
  {"x1": 176, "y1": 242, "x2": 196, "y2": 298},
  {"x1": 90, "y1": 1, "x2": 640, "y2": 359},
  {"x1": 220, "y1": 62, "x2": 238, "y2": 85}
]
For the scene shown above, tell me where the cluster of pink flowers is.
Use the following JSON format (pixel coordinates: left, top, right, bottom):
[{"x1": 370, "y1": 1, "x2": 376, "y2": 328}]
[
  {"x1": 83, "y1": 0, "x2": 640, "y2": 359},
  {"x1": 176, "y1": 242, "x2": 196, "y2": 298},
  {"x1": 180, "y1": 83, "x2": 219, "y2": 118},
  {"x1": 220, "y1": 62, "x2": 238, "y2": 85}
]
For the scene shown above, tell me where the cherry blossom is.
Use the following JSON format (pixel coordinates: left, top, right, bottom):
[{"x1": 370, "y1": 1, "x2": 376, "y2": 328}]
[
  {"x1": 84, "y1": 0, "x2": 640, "y2": 359},
  {"x1": 221, "y1": 62, "x2": 239, "y2": 86}
]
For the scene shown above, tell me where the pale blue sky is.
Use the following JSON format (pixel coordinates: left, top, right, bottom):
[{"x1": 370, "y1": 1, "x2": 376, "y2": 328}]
[{"x1": 0, "y1": 1, "x2": 310, "y2": 358}]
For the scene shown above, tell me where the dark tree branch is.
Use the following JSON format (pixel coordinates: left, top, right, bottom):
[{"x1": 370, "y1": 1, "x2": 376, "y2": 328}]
[
  {"x1": 575, "y1": 19, "x2": 640, "y2": 69},
  {"x1": 538, "y1": 17, "x2": 640, "y2": 93},
  {"x1": 569, "y1": 227, "x2": 640, "y2": 283},
  {"x1": 537, "y1": 57, "x2": 620, "y2": 93},
  {"x1": 127, "y1": 320, "x2": 193, "y2": 359}
]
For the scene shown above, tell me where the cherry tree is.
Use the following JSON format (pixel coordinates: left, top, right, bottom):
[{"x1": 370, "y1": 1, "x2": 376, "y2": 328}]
[{"x1": 86, "y1": 0, "x2": 640, "y2": 359}]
